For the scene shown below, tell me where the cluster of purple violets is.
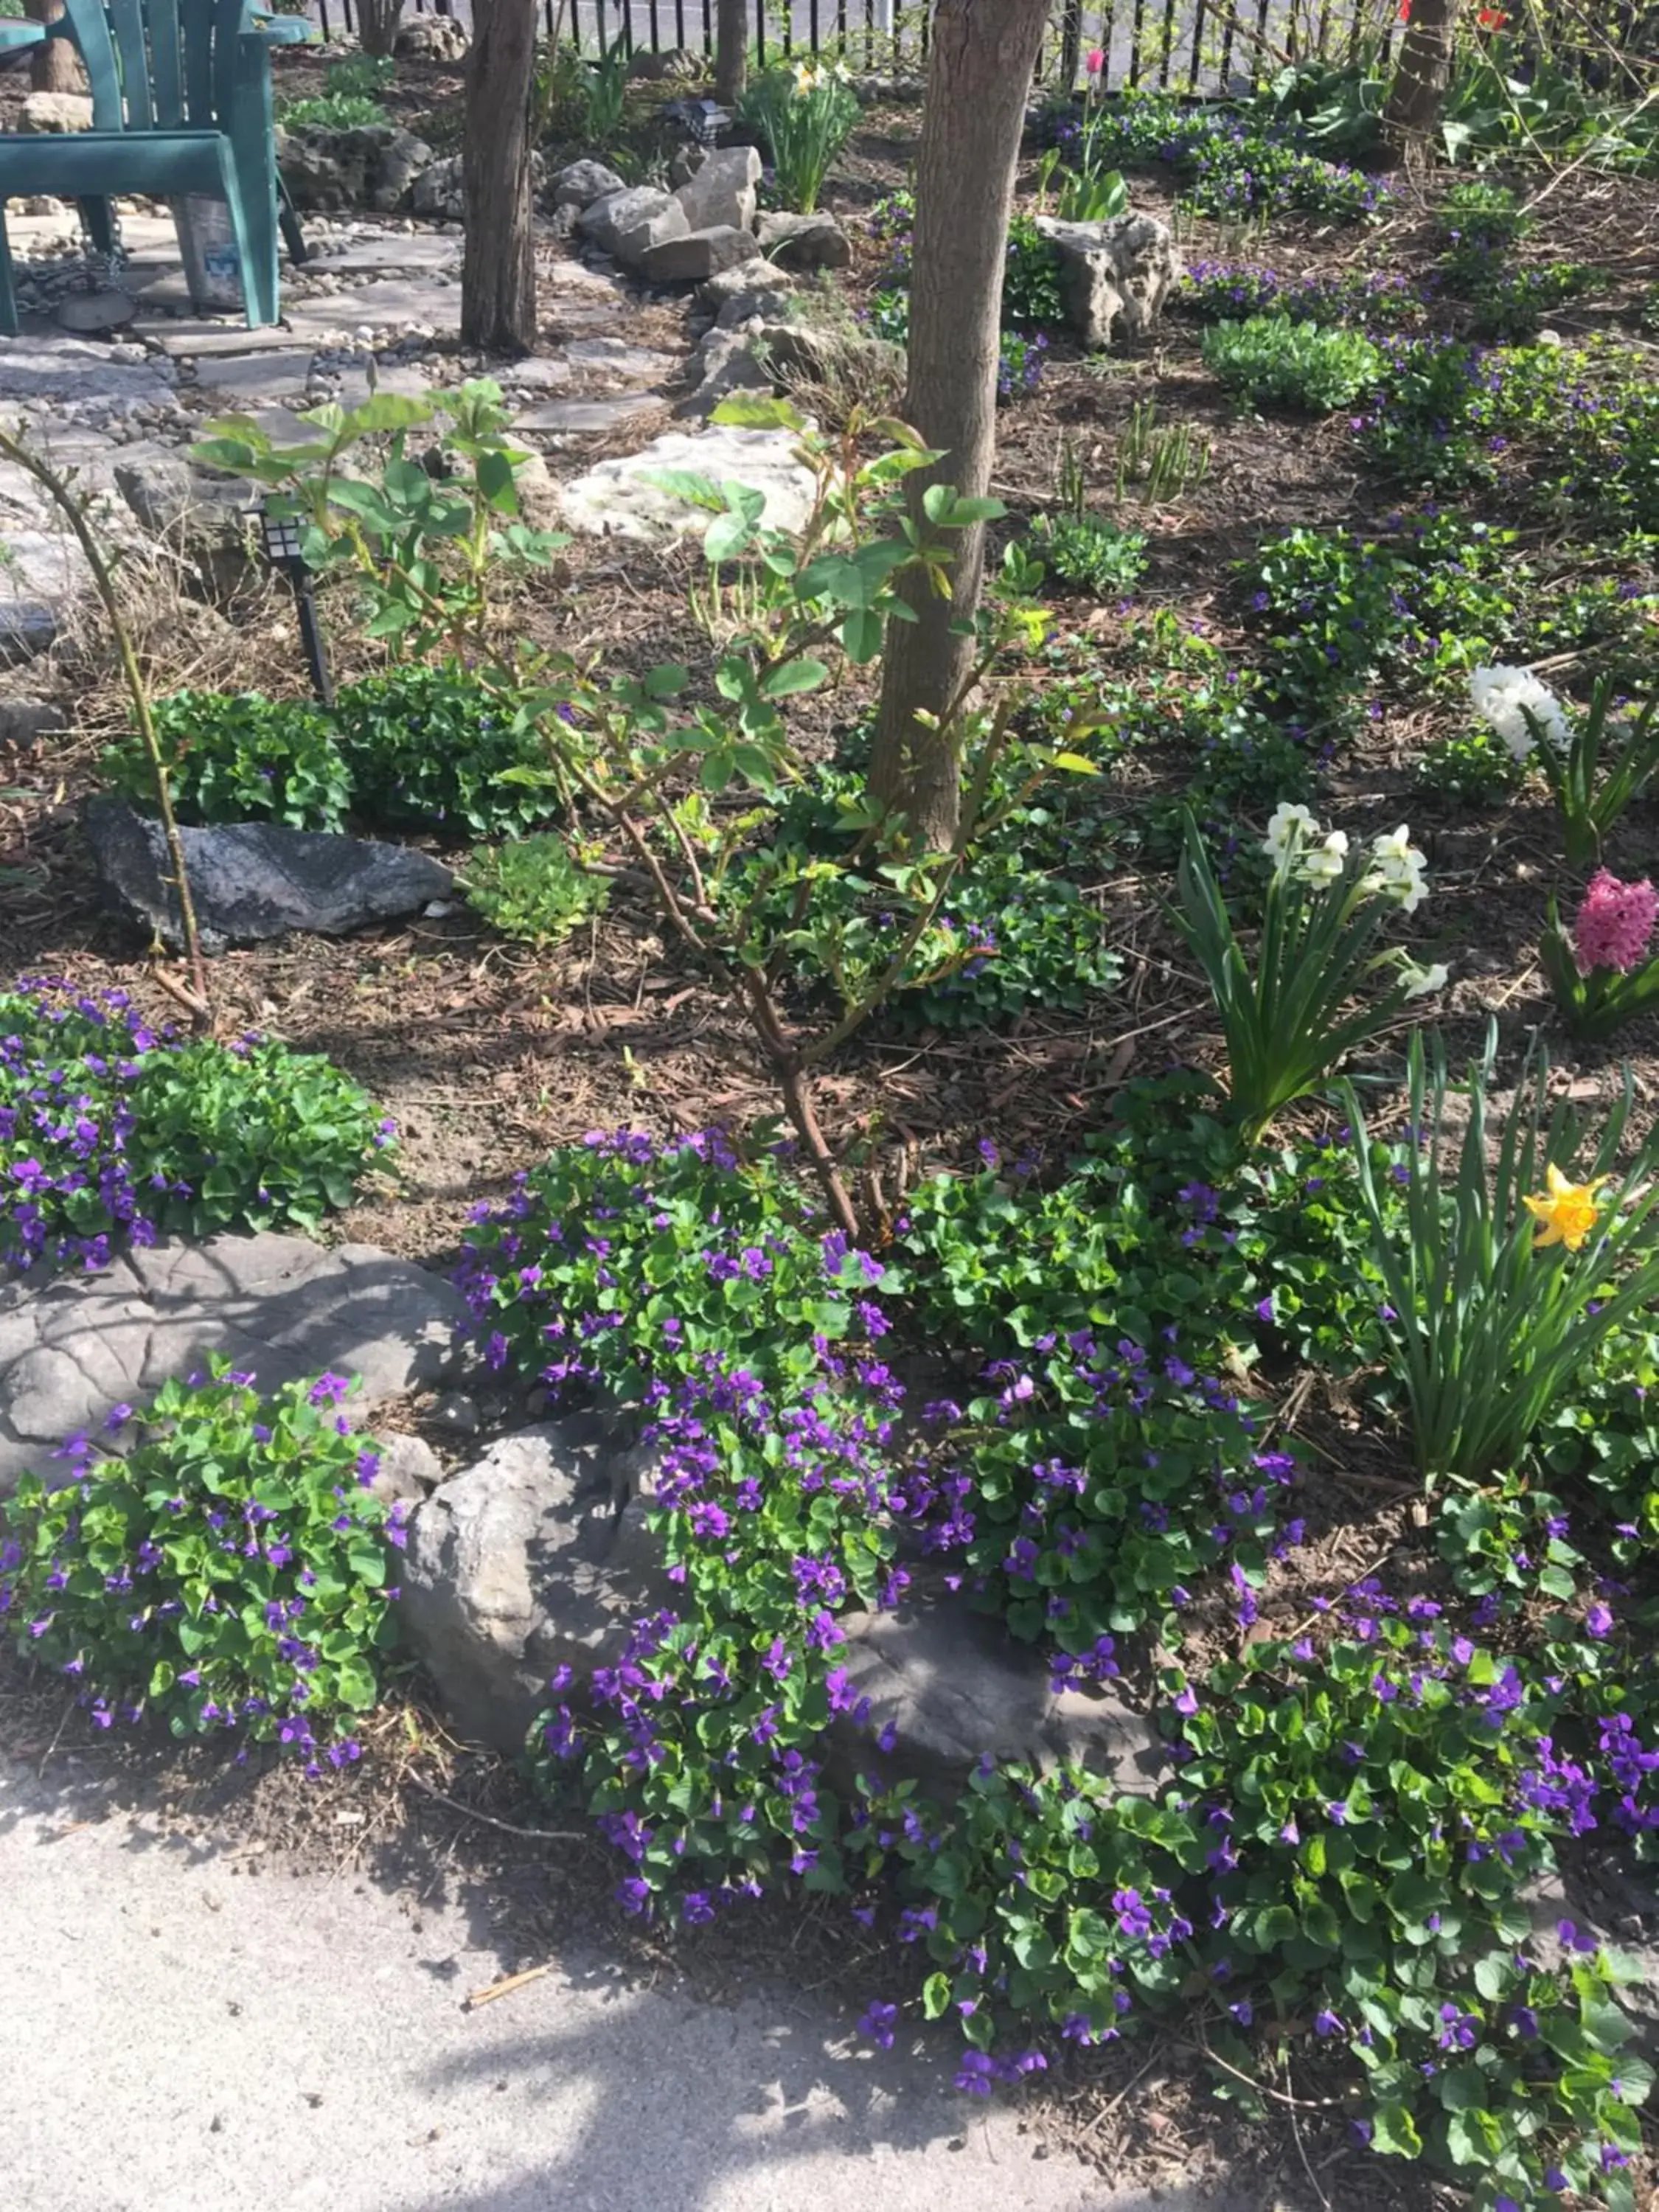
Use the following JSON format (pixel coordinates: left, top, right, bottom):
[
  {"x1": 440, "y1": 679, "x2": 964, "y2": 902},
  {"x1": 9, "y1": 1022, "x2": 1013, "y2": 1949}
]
[{"x1": 1180, "y1": 260, "x2": 1421, "y2": 327}]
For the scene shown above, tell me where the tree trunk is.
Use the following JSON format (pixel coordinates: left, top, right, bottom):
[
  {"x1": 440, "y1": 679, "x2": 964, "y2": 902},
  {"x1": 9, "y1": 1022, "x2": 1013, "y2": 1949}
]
[
  {"x1": 868, "y1": 0, "x2": 1051, "y2": 851},
  {"x1": 25, "y1": 0, "x2": 81, "y2": 94},
  {"x1": 1384, "y1": 0, "x2": 1460, "y2": 149},
  {"x1": 714, "y1": 0, "x2": 748, "y2": 103},
  {"x1": 461, "y1": 0, "x2": 538, "y2": 355},
  {"x1": 355, "y1": 0, "x2": 407, "y2": 60}
]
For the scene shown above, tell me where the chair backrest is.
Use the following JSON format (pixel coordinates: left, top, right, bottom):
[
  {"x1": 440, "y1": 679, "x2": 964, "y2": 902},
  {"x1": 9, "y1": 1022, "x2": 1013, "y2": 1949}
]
[{"x1": 62, "y1": 0, "x2": 248, "y2": 134}]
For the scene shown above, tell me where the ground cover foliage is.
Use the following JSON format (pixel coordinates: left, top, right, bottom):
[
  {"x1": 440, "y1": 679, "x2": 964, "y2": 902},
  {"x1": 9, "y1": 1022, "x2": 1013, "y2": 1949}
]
[{"x1": 11, "y1": 32, "x2": 1659, "y2": 2212}]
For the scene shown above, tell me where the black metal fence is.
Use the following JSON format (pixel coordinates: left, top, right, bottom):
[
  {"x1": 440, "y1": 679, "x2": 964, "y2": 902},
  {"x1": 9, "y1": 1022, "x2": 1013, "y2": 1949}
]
[{"x1": 310, "y1": 0, "x2": 1394, "y2": 94}]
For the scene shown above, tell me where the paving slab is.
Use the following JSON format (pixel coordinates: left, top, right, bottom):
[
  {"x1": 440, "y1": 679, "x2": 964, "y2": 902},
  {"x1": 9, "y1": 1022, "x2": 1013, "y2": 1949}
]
[
  {"x1": 315, "y1": 234, "x2": 463, "y2": 276},
  {"x1": 283, "y1": 276, "x2": 461, "y2": 339},
  {"x1": 189, "y1": 350, "x2": 318, "y2": 406},
  {"x1": 0, "y1": 1759, "x2": 1200, "y2": 2212},
  {"x1": 150, "y1": 320, "x2": 316, "y2": 358},
  {"x1": 512, "y1": 394, "x2": 665, "y2": 435}
]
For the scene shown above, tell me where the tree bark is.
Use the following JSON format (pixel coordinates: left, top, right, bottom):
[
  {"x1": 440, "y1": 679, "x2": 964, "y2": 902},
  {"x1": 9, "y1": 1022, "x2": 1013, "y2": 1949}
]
[
  {"x1": 355, "y1": 0, "x2": 407, "y2": 60},
  {"x1": 714, "y1": 0, "x2": 748, "y2": 103},
  {"x1": 25, "y1": 0, "x2": 81, "y2": 94},
  {"x1": 460, "y1": 0, "x2": 538, "y2": 355},
  {"x1": 1384, "y1": 0, "x2": 1460, "y2": 149},
  {"x1": 868, "y1": 0, "x2": 1051, "y2": 852}
]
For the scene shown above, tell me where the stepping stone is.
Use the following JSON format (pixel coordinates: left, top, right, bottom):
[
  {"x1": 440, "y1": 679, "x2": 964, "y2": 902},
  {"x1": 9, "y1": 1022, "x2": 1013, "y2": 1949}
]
[
  {"x1": 564, "y1": 335, "x2": 678, "y2": 385},
  {"x1": 191, "y1": 349, "x2": 316, "y2": 406},
  {"x1": 512, "y1": 394, "x2": 663, "y2": 435},
  {"x1": 316, "y1": 234, "x2": 462, "y2": 275},
  {"x1": 501, "y1": 358, "x2": 571, "y2": 393},
  {"x1": 283, "y1": 276, "x2": 460, "y2": 339},
  {"x1": 150, "y1": 320, "x2": 315, "y2": 358},
  {"x1": 0, "y1": 1232, "x2": 471, "y2": 1497},
  {"x1": 316, "y1": 361, "x2": 434, "y2": 411},
  {"x1": 132, "y1": 272, "x2": 195, "y2": 315},
  {"x1": 0, "y1": 333, "x2": 173, "y2": 405}
]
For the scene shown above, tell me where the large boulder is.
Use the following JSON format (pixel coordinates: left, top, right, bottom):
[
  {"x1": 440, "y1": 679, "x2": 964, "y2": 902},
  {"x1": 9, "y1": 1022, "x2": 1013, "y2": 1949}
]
[
  {"x1": 575, "y1": 184, "x2": 688, "y2": 267},
  {"x1": 277, "y1": 124, "x2": 434, "y2": 215},
  {"x1": 397, "y1": 1419, "x2": 672, "y2": 1752},
  {"x1": 1032, "y1": 211, "x2": 1182, "y2": 349},
  {"x1": 549, "y1": 158, "x2": 627, "y2": 212},
  {"x1": 0, "y1": 1234, "x2": 469, "y2": 1500},
  {"x1": 557, "y1": 423, "x2": 816, "y2": 544},
  {"x1": 755, "y1": 210, "x2": 852, "y2": 271},
  {"x1": 84, "y1": 795, "x2": 454, "y2": 954},
  {"x1": 638, "y1": 225, "x2": 759, "y2": 285},
  {"x1": 394, "y1": 12, "x2": 468, "y2": 60},
  {"x1": 672, "y1": 144, "x2": 761, "y2": 235}
]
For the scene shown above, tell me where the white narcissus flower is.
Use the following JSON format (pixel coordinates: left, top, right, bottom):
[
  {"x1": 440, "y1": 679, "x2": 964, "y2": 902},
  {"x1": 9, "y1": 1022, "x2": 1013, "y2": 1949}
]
[
  {"x1": 1365, "y1": 823, "x2": 1430, "y2": 914},
  {"x1": 1398, "y1": 958, "x2": 1450, "y2": 1001},
  {"x1": 1470, "y1": 664, "x2": 1572, "y2": 763},
  {"x1": 1262, "y1": 801, "x2": 1319, "y2": 860},
  {"x1": 1298, "y1": 830, "x2": 1349, "y2": 888}
]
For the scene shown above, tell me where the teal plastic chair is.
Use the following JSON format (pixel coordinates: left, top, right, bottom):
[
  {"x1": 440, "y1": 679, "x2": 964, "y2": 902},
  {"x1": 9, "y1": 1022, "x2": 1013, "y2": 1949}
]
[{"x1": 0, "y1": 0, "x2": 313, "y2": 333}]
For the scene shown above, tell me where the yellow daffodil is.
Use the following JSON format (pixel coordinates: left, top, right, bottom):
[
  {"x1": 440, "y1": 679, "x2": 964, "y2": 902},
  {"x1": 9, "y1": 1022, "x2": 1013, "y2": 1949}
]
[{"x1": 1524, "y1": 1164, "x2": 1611, "y2": 1252}]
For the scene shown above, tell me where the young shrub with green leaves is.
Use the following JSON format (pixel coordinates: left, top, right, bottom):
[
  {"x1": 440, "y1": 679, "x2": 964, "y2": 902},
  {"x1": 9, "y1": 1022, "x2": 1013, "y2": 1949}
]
[
  {"x1": 1202, "y1": 314, "x2": 1382, "y2": 413},
  {"x1": 1170, "y1": 804, "x2": 1446, "y2": 1144},
  {"x1": 0, "y1": 980, "x2": 394, "y2": 1275},
  {"x1": 465, "y1": 832, "x2": 609, "y2": 948},
  {"x1": 0, "y1": 1365, "x2": 399, "y2": 1764},
  {"x1": 333, "y1": 661, "x2": 555, "y2": 839},
  {"x1": 1343, "y1": 1023, "x2": 1659, "y2": 1484},
  {"x1": 1470, "y1": 665, "x2": 1659, "y2": 869}
]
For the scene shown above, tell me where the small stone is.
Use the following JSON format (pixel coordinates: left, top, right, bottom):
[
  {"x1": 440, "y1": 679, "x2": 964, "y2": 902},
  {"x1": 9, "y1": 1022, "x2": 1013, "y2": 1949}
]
[
  {"x1": 18, "y1": 92, "x2": 92, "y2": 133},
  {"x1": 432, "y1": 1391, "x2": 479, "y2": 1436}
]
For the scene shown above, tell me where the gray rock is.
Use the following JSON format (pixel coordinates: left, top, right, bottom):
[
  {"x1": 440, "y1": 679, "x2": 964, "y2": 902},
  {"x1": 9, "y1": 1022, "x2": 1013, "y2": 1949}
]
[
  {"x1": 576, "y1": 185, "x2": 688, "y2": 267},
  {"x1": 755, "y1": 210, "x2": 852, "y2": 271},
  {"x1": 397, "y1": 1418, "x2": 674, "y2": 1752},
  {"x1": 681, "y1": 316, "x2": 900, "y2": 417},
  {"x1": 0, "y1": 1234, "x2": 469, "y2": 1499},
  {"x1": 18, "y1": 92, "x2": 91, "y2": 133},
  {"x1": 0, "y1": 698, "x2": 66, "y2": 746},
  {"x1": 394, "y1": 12, "x2": 467, "y2": 59},
  {"x1": 559, "y1": 423, "x2": 815, "y2": 543},
  {"x1": 411, "y1": 154, "x2": 465, "y2": 222},
  {"x1": 701, "y1": 257, "x2": 797, "y2": 327},
  {"x1": 0, "y1": 334, "x2": 173, "y2": 407},
  {"x1": 83, "y1": 795, "x2": 455, "y2": 955},
  {"x1": 1033, "y1": 211, "x2": 1182, "y2": 349},
  {"x1": 550, "y1": 159, "x2": 627, "y2": 212},
  {"x1": 672, "y1": 145, "x2": 762, "y2": 235},
  {"x1": 830, "y1": 1581, "x2": 1164, "y2": 1801},
  {"x1": 369, "y1": 1431, "x2": 445, "y2": 1509},
  {"x1": 677, "y1": 326, "x2": 776, "y2": 417},
  {"x1": 278, "y1": 125, "x2": 435, "y2": 215},
  {"x1": 639, "y1": 225, "x2": 759, "y2": 285},
  {"x1": 112, "y1": 453, "x2": 254, "y2": 580}
]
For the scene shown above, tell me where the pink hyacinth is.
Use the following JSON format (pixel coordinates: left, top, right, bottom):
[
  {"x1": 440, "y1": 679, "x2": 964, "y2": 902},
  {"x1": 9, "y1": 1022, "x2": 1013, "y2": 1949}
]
[
  {"x1": 1574, "y1": 869, "x2": 1659, "y2": 975},
  {"x1": 1086, "y1": 45, "x2": 1105, "y2": 72}
]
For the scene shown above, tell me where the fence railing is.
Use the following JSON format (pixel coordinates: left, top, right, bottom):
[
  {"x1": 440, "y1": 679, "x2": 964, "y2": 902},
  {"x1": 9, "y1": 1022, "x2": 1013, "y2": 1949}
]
[{"x1": 307, "y1": 0, "x2": 1402, "y2": 94}]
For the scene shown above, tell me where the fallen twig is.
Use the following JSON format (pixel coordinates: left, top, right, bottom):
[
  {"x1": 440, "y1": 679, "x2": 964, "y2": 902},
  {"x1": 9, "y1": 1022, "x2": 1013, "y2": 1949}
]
[
  {"x1": 404, "y1": 1768, "x2": 585, "y2": 1845},
  {"x1": 465, "y1": 1962, "x2": 554, "y2": 2011}
]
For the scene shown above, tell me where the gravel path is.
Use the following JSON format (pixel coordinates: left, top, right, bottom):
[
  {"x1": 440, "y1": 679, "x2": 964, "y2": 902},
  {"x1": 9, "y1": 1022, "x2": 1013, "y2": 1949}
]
[{"x1": 0, "y1": 1756, "x2": 1202, "y2": 2212}]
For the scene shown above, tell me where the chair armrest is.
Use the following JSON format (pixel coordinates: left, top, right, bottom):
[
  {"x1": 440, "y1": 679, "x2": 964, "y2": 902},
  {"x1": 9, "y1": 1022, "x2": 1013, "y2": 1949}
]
[
  {"x1": 242, "y1": 15, "x2": 319, "y2": 43},
  {"x1": 0, "y1": 22, "x2": 49, "y2": 47}
]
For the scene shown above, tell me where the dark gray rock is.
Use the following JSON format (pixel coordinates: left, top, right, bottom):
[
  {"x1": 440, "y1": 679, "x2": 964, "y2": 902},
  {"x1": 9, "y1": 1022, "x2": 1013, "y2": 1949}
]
[
  {"x1": 397, "y1": 1418, "x2": 675, "y2": 1753},
  {"x1": 112, "y1": 454, "x2": 254, "y2": 594},
  {"x1": 830, "y1": 1579, "x2": 1163, "y2": 1801},
  {"x1": 639, "y1": 225, "x2": 760, "y2": 285},
  {"x1": 411, "y1": 154, "x2": 465, "y2": 222},
  {"x1": 277, "y1": 124, "x2": 435, "y2": 215},
  {"x1": 550, "y1": 159, "x2": 627, "y2": 212},
  {"x1": 84, "y1": 795, "x2": 453, "y2": 954},
  {"x1": 0, "y1": 1233, "x2": 469, "y2": 1499},
  {"x1": 576, "y1": 185, "x2": 688, "y2": 266},
  {"x1": 0, "y1": 698, "x2": 66, "y2": 746},
  {"x1": 755, "y1": 210, "x2": 852, "y2": 271}
]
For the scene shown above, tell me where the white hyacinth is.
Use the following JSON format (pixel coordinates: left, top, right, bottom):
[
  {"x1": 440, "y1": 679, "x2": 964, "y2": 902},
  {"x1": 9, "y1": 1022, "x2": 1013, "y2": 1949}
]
[{"x1": 1470, "y1": 664, "x2": 1572, "y2": 763}]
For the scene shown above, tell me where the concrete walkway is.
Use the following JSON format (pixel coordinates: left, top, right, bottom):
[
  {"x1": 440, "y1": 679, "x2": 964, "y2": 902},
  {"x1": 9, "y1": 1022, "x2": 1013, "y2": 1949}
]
[{"x1": 0, "y1": 1757, "x2": 1203, "y2": 2212}]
